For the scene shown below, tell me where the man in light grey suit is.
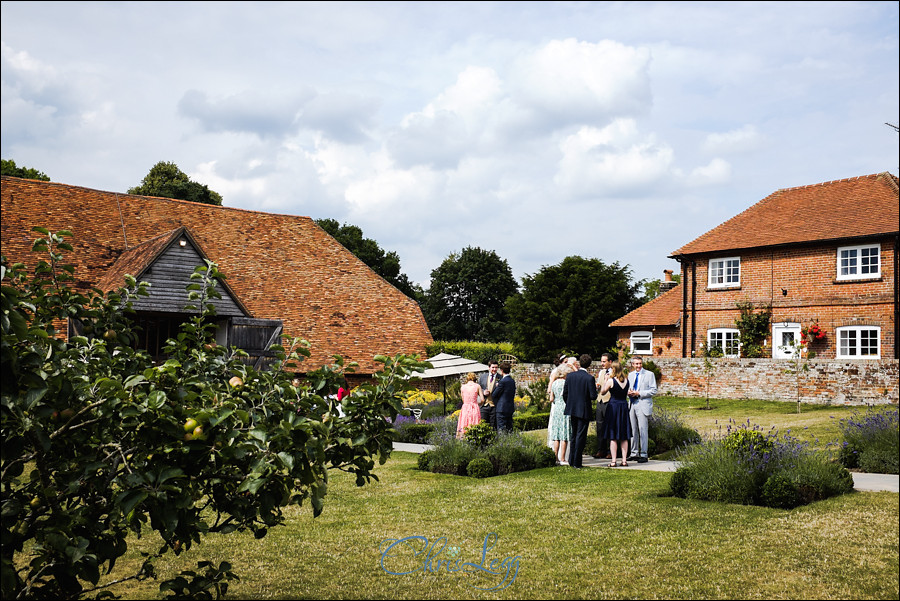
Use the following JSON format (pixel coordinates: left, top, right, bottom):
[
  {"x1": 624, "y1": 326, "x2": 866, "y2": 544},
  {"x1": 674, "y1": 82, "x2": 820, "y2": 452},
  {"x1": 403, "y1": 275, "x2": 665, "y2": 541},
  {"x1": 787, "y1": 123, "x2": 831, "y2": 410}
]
[{"x1": 627, "y1": 355, "x2": 657, "y2": 463}]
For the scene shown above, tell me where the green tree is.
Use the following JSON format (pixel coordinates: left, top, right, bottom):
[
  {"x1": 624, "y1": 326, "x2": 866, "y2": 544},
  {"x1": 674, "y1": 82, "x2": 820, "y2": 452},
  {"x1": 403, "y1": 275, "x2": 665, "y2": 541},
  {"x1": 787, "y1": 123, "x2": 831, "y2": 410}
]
[
  {"x1": 128, "y1": 161, "x2": 223, "y2": 206},
  {"x1": 1, "y1": 158, "x2": 50, "y2": 181},
  {"x1": 422, "y1": 247, "x2": 518, "y2": 342},
  {"x1": 506, "y1": 256, "x2": 642, "y2": 362},
  {"x1": 1, "y1": 228, "x2": 428, "y2": 599},
  {"x1": 315, "y1": 218, "x2": 422, "y2": 300}
]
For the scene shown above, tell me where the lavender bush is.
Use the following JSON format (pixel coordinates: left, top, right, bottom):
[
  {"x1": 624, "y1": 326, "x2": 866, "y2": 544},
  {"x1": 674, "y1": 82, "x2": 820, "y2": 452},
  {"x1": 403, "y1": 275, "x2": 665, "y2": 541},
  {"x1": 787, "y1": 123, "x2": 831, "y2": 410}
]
[
  {"x1": 837, "y1": 406, "x2": 899, "y2": 474},
  {"x1": 417, "y1": 428, "x2": 556, "y2": 477},
  {"x1": 670, "y1": 421, "x2": 853, "y2": 508}
]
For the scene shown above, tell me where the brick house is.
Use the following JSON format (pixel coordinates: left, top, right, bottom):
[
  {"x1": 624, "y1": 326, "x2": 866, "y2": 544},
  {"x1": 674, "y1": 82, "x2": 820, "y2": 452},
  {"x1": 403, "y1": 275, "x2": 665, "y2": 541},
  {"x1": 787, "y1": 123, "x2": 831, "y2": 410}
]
[
  {"x1": 613, "y1": 172, "x2": 899, "y2": 362},
  {"x1": 610, "y1": 270, "x2": 683, "y2": 358},
  {"x1": 1, "y1": 176, "x2": 433, "y2": 376}
]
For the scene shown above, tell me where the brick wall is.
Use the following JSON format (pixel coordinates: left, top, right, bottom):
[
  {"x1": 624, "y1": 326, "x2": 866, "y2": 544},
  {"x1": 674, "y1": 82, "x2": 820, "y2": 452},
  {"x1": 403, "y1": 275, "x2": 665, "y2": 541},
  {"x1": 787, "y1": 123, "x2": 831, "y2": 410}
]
[
  {"x1": 679, "y1": 238, "x2": 896, "y2": 359},
  {"x1": 505, "y1": 359, "x2": 898, "y2": 405}
]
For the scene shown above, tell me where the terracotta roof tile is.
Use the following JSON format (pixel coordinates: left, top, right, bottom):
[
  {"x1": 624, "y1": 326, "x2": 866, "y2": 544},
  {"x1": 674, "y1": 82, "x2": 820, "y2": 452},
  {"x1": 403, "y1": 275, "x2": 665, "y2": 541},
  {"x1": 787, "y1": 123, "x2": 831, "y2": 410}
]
[
  {"x1": 610, "y1": 284, "x2": 682, "y2": 327},
  {"x1": 671, "y1": 173, "x2": 899, "y2": 257},
  {"x1": 1, "y1": 177, "x2": 433, "y2": 373}
]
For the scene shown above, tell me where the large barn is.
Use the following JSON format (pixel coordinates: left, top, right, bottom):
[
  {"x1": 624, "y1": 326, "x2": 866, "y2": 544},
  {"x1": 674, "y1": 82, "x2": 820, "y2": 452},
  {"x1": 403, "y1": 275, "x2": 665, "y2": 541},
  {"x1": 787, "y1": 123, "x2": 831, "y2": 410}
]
[{"x1": 1, "y1": 176, "x2": 433, "y2": 375}]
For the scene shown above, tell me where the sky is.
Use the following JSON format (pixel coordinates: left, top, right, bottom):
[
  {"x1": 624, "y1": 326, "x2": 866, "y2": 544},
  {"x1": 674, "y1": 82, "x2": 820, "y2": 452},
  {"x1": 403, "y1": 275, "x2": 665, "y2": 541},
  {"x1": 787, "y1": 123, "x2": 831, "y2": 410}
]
[{"x1": 2, "y1": 1, "x2": 898, "y2": 291}]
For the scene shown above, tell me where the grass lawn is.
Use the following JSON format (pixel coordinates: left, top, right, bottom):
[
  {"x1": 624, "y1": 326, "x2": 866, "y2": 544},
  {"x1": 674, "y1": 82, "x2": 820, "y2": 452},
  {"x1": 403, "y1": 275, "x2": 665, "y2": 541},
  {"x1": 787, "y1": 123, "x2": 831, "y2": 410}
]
[
  {"x1": 104, "y1": 451, "x2": 898, "y2": 599},
  {"x1": 655, "y1": 396, "x2": 869, "y2": 449},
  {"x1": 522, "y1": 396, "x2": 878, "y2": 453}
]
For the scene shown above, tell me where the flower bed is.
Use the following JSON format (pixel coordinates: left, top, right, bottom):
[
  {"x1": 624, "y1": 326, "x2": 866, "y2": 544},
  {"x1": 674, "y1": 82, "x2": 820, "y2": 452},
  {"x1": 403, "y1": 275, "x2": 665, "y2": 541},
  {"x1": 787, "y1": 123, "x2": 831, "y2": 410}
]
[
  {"x1": 670, "y1": 421, "x2": 853, "y2": 509},
  {"x1": 416, "y1": 422, "x2": 556, "y2": 478},
  {"x1": 837, "y1": 406, "x2": 899, "y2": 474}
]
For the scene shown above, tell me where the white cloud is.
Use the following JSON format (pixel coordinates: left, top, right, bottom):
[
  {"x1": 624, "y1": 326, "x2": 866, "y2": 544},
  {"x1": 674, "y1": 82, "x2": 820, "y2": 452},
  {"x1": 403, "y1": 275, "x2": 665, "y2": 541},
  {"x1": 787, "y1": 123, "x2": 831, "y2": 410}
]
[
  {"x1": 687, "y1": 158, "x2": 732, "y2": 186},
  {"x1": 1, "y1": 1, "x2": 897, "y2": 290},
  {"x1": 702, "y1": 125, "x2": 762, "y2": 154},
  {"x1": 554, "y1": 120, "x2": 674, "y2": 196},
  {"x1": 509, "y1": 38, "x2": 653, "y2": 127}
]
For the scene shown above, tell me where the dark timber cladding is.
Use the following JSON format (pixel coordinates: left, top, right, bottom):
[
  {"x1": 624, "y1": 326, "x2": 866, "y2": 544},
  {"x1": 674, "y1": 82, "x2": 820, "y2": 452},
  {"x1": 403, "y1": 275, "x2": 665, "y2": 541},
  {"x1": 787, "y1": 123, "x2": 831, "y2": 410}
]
[
  {"x1": 230, "y1": 317, "x2": 284, "y2": 369},
  {"x1": 132, "y1": 235, "x2": 245, "y2": 316}
]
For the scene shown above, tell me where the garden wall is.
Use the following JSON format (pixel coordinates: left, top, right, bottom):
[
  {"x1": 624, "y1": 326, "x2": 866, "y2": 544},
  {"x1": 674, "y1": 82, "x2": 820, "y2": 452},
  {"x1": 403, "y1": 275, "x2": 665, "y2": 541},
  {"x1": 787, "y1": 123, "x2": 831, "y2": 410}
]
[{"x1": 508, "y1": 359, "x2": 899, "y2": 406}]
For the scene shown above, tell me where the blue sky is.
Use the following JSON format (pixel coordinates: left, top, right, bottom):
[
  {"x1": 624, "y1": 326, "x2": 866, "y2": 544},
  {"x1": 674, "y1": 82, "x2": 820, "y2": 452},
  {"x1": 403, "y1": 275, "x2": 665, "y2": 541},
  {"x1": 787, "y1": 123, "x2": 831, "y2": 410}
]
[{"x1": 2, "y1": 1, "x2": 898, "y2": 289}]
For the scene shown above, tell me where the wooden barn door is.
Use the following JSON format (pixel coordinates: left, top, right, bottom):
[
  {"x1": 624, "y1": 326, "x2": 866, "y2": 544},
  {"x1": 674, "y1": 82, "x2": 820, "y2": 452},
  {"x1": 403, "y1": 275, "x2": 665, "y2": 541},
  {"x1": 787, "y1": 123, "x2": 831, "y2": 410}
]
[{"x1": 228, "y1": 317, "x2": 283, "y2": 370}]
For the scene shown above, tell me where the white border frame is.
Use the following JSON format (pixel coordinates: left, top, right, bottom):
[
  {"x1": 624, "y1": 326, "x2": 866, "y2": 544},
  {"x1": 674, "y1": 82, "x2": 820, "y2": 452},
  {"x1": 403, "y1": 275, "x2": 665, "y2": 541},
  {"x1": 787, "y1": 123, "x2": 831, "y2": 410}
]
[
  {"x1": 836, "y1": 325, "x2": 881, "y2": 359},
  {"x1": 630, "y1": 331, "x2": 653, "y2": 355},
  {"x1": 708, "y1": 327, "x2": 741, "y2": 358},
  {"x1": 708, "y1": 256, "x2": 741, "y2": 288},
  {"x1": 836, "y1": 244, "x2": 881, "y2": 281}
]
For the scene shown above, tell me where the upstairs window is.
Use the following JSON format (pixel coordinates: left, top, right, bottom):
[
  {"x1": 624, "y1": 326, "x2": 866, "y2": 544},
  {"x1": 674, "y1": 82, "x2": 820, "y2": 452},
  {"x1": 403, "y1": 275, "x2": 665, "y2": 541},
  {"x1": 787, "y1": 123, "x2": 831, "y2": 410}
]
[
  {"x1": 836, "y1": 326, "x2": 880, "y2": 359},
  {"x1": 837, "y1": 244, "x2": 880, "y2": 281},
  {"x1": 630, "y1": 331, "x2": 653, "y2": 355},
  {"x1": 708, "y1": 257, "x2": 740, "y2": 288},
  {"x1": 708, "y1": 328, "x2": 740, "y2": 358}
]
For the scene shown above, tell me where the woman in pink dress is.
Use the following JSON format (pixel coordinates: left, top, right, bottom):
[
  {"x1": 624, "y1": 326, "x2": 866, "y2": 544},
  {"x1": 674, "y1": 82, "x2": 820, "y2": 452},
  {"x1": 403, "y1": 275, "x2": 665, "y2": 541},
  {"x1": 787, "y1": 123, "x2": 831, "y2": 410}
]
[{"x1": 456, "y1": 372, "x2": 484, "y2": 438}]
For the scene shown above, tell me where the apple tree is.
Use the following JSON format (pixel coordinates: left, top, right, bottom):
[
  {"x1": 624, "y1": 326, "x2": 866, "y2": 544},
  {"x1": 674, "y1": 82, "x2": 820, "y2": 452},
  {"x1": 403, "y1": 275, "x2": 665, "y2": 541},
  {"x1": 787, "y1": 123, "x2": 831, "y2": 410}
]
[{"x1": 1, "y1": 228, "x2": 428, "y2": 599}]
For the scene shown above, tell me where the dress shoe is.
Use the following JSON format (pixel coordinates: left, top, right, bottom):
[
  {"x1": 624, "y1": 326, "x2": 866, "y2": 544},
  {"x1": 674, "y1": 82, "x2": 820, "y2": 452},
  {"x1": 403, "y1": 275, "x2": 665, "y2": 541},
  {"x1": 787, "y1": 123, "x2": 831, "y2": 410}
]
[
  {"x1": 637, "y1": 457, "x2": 649, "y2": 463},
  {"x1": 626, "y1": 455, "x2": 638, "y2": 462}
]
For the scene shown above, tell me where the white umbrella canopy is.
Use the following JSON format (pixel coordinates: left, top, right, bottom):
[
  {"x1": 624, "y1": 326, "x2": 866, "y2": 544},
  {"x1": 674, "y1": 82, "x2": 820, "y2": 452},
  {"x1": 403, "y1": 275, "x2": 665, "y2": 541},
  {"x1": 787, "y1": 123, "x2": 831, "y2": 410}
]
[
  {"x1": 417, "y1": 353, "x2": 490, "y2": 416},
  {"x1": 419, "y1": 353, "x2": 490, "y2": 379}
]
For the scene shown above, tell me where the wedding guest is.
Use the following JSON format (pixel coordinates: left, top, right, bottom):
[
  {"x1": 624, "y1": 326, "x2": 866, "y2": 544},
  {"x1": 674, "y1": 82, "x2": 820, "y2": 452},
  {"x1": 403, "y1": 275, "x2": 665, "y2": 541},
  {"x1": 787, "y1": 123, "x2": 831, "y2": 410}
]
[
  {"x1": 627, "y1": 355, "x2": 657, "y2": 463},
  {"x1": 563, "y1": 354, "x2": 597, "y2": 468},
  {"x1": 478, "y1": 360, "x2": 500, "y2": 430},
  {"x1": 548, "y1": 363, "x2": 573, "y2": 464},
  {"x1": 492, "y1": 361, "x2": 517, "y2": 432},
  {"x1": 456, "y1": 372, "x2": 484, "y2": 438},
  {"x1": 599, "y1": 361, "x2": 632, "y2": 466}
]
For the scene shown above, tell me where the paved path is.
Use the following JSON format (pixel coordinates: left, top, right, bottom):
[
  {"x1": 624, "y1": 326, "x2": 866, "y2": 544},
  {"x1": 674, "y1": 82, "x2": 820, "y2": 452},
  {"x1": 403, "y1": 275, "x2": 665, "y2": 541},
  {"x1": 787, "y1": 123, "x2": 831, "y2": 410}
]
[{"x1": 392, "y1": 442, "x2": 899, "y2": 493}]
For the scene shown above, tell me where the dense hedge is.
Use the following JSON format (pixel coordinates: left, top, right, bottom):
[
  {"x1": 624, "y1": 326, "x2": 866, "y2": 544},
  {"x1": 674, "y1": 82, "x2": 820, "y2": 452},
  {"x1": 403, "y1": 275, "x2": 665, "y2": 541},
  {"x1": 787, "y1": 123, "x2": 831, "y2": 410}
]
[{"x1": 425, "y1": 341, "x2": 519, "y2": 364}]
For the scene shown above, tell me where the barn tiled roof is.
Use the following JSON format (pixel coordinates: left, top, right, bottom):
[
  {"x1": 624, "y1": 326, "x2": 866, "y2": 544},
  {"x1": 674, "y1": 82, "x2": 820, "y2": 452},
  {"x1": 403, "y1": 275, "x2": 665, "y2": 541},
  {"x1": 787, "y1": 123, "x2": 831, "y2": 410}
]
[
  {"x1": 1, "y1": 176, "x2": 433, "y2": 373},
  {"x1": 610, "y1": 284, "x2": 682, "y2": 327},
  {"x1": 671, "y1": 172, "x2": 899, "y2": 257}
]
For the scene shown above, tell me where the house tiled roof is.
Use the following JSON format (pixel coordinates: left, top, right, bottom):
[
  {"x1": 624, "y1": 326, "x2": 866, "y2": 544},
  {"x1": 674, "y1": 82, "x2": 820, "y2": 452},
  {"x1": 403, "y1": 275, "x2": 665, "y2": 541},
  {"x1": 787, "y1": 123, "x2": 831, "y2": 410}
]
[
  {"x1": 609, "y1": 284, "x2": 682, "y2": 327},
  {"x1": 671, "y1": 172, "x2": 899, "y2": 257},
  {"x1": 1, "y1": 176, "x2": 433, "y2": 373}
]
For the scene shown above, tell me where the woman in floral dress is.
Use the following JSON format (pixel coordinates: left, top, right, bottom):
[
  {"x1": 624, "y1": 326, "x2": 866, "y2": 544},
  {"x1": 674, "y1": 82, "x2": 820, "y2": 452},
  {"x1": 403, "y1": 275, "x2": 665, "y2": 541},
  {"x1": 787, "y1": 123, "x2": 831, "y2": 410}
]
[
  {"x1": 456, "y1": 372, "x2": 484, "y2": 438},
  {"x1": 548, "y1": 363, "x2": 573, "y2": 464}
]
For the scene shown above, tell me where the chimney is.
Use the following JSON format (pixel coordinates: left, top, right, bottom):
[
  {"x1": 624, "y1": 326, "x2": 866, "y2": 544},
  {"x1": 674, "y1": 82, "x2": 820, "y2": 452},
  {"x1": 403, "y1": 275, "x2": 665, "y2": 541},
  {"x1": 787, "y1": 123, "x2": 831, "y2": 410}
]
[{"x1": 659, "y1": 269, "x2": 677, "y2": 293}]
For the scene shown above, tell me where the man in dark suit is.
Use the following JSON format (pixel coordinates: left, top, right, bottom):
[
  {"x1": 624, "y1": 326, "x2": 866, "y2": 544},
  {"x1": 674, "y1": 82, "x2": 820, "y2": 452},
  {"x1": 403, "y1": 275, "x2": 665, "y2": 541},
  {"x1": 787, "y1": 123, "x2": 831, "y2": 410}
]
[
  {"x1": 478, "y1": 360, "x2": 500, "y2": 430},
  {"x1": 563, "y1": 354, "x2": 598, "y2": 468},
  {"x1": 491, "y1": 361, "x2": 516, "y2": 432}
]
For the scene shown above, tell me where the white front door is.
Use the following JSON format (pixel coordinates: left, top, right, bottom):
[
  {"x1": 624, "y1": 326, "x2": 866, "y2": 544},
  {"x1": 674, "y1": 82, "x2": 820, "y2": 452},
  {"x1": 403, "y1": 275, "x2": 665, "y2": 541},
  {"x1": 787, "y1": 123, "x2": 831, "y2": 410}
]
[{"x1": 772, "y1": 323, "x2": 802, "y2": 358}]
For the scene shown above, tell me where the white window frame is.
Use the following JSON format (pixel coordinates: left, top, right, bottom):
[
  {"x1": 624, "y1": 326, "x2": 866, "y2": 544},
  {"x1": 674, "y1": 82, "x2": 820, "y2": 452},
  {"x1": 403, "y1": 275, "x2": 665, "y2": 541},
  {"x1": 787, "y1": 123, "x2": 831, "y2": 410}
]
[
  {"x1": 708, "y1": 328, "x2": 741, "y2": 358},
  {"x1": 708, "y1": 257, "x2": 740, "y2": 288},
  {"x1": 836, "y1": 326, "x2": 881, "y2": 359},
  {"x1": 836, "y1": 244, "x2": 881, "y2": 281},
  {"x1": 630, "y1": 331, "x2": 653, "y2": 355}
]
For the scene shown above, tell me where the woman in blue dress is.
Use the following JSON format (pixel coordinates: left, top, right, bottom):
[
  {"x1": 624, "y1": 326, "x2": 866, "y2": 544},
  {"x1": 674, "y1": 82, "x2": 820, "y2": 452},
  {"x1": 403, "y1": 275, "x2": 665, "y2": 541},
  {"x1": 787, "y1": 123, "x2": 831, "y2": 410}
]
[{"x1": 599, "y1": 361, "x2": 633, "y2": 467}]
